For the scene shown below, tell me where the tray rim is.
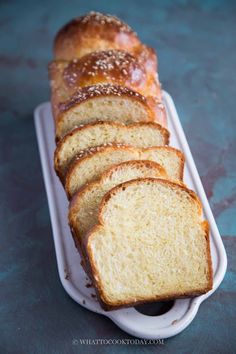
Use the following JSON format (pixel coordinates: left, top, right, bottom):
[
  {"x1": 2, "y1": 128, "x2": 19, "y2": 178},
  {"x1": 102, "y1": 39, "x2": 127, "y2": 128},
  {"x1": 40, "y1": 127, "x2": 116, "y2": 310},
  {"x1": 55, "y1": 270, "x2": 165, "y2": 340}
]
[{"x1": 34, "y1": 91, "x2": 227, "y2": 339}]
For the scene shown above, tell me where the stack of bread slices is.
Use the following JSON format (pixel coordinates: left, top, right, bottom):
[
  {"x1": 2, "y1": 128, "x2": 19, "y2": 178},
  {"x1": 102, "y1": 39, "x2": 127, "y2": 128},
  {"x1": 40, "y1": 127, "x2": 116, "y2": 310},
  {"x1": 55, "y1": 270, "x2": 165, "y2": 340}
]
[{"x1": 49, "y1": 11, "x2": 213, "y2": 310}]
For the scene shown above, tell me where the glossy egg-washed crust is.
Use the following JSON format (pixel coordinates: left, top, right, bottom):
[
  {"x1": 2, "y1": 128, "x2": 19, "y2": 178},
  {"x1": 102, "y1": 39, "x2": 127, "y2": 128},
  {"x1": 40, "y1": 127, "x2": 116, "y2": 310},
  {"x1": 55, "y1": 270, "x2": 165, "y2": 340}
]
[
  {"x1": 54, "y1": 121, "x2": 170, "y2": 182},
  {"x1": 54, "y1": 11, "x2": 158, "y2": 73},
  {"x1": 49, "y1": 49, "x2": 161, "y2": 100},
  {"x1": 84, "y1": 178, "x2": 213, "y2": 311}
]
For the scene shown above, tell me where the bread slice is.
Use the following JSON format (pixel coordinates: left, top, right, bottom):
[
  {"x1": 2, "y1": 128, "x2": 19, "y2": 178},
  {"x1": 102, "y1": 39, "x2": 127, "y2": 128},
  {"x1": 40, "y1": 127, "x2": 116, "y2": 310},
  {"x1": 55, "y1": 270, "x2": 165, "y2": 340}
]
[
  {"x1": 54, "y1": 121, "x2": 170, "y2": 181},
  {"x1": 85, "y1": 178, "x2": 213, "y2": 310},
  {"x1": 69, "y1": 160, "x2": 167, "y2": 258},
  {"x1": 53, "y1": 83, "x2": 157, "y2": 141},
  {"x1": 65, "y1": 145, "x2": 184, "y2": 198}
]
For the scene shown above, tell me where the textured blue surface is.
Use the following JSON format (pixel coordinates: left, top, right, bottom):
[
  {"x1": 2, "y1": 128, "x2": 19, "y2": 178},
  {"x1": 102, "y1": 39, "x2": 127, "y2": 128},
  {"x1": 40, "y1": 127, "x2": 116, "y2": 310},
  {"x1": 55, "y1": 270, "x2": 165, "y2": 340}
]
[{"x1": 0, "y1": 0, "x2": 235, "y2": 353}]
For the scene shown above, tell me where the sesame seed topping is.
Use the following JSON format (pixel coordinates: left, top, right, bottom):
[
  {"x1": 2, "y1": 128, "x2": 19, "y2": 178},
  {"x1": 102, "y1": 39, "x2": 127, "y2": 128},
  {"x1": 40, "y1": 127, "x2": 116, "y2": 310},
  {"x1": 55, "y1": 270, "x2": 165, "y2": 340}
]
[
  {"x1": 59, "y1": 83, "x2": 146, "y2": 112},
  {"x1": 79, "y1": 11, "x2": 134, "y2": 34},
  {"x1": 62, "y1": 50, "x2": 144, "y2": 87}
]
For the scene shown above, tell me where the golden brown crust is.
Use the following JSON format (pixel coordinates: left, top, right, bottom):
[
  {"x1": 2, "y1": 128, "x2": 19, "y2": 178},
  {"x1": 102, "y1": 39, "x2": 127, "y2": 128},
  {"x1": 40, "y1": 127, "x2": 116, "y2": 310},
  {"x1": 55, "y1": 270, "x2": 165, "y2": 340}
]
[
  {"x1": 202, "y1": 220, "x2": 214, "y2": 290},
  {"x1": 98, "y1": 288, "x2": 212, "y2": 311},
  {"x1": 146, "y1": 96, "x2": 167, "y2": 127},
  {"x1": 53, "y1": 11, "x2": 158, "y2": 83},
  {"x1": 85, "y1": 178, "x2": 213, "y2": 310},
  {"x1": 54, "y1": 121, "x2": 170, "y2": 181},
  {"x1": 54, "y1": 12, "x2": 153, "y2": 61},
  {"x1": 94, "y1": 281, "x2": 212, "y2": 311},
  {"x1": 49, "y1": 50, "x2": 161, "y2": 99},
  {"x1": 54, "y1": 12, "x2": 138, "y2": 57},
  {"x1": 68, "y1": 221, "x2": 93, "y2": 277},
  {"x1": 134, "y1": 45, "x2": 157, "y2": 73},
  {"x1": 59, "y1": 50, "x2": 145, "y2": 88},
  {"x1": 68, "y1": 192, "x2": 94, "y2": 276}
]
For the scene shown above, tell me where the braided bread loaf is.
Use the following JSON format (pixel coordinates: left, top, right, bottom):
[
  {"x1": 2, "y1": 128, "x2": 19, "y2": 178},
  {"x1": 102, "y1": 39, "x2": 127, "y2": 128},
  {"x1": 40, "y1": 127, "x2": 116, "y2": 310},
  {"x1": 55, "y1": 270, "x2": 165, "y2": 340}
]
[{"x1": 49, "y1": 11, "x2": 213, "y2": 311}]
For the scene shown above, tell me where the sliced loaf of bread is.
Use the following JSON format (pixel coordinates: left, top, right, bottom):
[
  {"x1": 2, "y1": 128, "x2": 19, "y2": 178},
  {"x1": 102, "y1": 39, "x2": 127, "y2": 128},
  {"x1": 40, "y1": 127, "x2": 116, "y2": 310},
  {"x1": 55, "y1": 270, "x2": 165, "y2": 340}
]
[
  {"x1": 65, "y1": 145, "x2": 184, "y2": 198},
  {"x1": 85, "y1": 178, "x2": 213, "y2": 310},
  {"x1": 54, "y1": 121, "x2": 169, "y2": 180},
  {"x1": 69, "y1": 160, "x2": 167, "y2": 257}
]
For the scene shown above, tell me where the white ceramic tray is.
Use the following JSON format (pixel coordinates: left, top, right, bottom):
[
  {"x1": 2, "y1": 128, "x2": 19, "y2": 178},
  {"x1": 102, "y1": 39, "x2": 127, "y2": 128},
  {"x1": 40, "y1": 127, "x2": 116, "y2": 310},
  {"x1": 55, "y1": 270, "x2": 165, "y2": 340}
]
[{"x1": 34, "y1": 91, "x2": 227, "y2": 339}]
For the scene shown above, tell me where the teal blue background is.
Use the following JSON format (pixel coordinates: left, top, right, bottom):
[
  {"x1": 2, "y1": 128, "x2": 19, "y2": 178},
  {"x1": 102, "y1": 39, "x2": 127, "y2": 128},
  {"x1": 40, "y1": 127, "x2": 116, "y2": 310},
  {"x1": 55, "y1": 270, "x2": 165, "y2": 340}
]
[{"x1": 0, "y1": 0, "x2": 235, "y2": 353}]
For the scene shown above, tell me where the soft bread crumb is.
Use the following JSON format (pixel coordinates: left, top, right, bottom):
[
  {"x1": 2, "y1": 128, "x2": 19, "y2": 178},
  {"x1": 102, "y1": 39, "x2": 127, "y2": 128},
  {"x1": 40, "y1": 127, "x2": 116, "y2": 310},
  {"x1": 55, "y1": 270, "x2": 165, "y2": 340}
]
[
  {"x1": 56, "y1": 90, "x2": 154, "y2": 140},
  {"x1": 65, "y1": 145, "x2": 184, "y2": 198},
  {"x1": 54, "y1": 121, "x2": 169, "y2": 179},
  {"x1": 86, "y1": 179, "x2": 213, "y2": 309},
  {"x1": 69, "y1": 160, "x2": 167, "y2": 252}
]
